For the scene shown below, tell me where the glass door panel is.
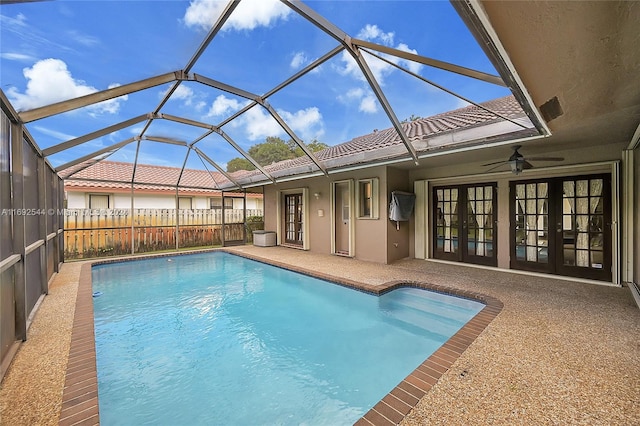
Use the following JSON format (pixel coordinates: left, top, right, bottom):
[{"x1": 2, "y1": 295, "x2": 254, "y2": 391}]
[
  {"x1": 284, "y1": 193, "x2": 303, "y2": 246},
  {"x1": 556, "y1": 176, "x2": 609, "y2": 279},
  {"x1": 434, "y1": 184, "x2": 496, "y2": 266},
  {"x1": 435, "y1": 187, "x2": 459, "y2": 261},
  {"x1": 510, "y1": 174, "x2": 610, "y2": 281}
]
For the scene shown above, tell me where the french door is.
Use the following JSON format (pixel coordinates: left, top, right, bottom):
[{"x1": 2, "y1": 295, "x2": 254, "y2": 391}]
[
  {"x1": 283, "y1": 193, "x2": 304, "y2": 246},
  {"x1": 510, "y1": 174, "x2": 611, "y2": 281},
  {"x1": 433, "y1": 183, "x2": 497, "y2": 266}
]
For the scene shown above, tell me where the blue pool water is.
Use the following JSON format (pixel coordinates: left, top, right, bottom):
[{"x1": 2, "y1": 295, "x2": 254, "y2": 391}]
[{"x1": 92, "y1": 252, "x2": 484, "y2": 425}]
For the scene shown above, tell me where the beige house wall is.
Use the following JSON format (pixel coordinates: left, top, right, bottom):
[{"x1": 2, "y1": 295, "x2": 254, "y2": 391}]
[
  {"x1": 264, "y1": 166, "x2": 397, "y2": 264},
  {"x1": 263, "y1": 142, "x2": 636, "y2": 284}
]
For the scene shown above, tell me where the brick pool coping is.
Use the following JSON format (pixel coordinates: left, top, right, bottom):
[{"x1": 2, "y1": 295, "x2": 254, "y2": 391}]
[{"x1": 59, "y1": 250, "x2": 503, "y2": 426}]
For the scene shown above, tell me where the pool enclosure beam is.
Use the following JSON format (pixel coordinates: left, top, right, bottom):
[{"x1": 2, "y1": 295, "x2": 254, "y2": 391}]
[
  {"x1": 42, "y1": 114, "x2": 150, "y2": 157},
  {"x1": 363, "y1": 48, "x2": 529, "y2": 129},
  {"x1": 194, "y1": 147, "x2": 243, "y2": 189},
  {"x1": 213, "y1": 127, "x2": 277, "y2": 184},
  {"x1": 281, "y1": 0, "x2": 419, "y2": 165},
  {"x1": 262, "y1": 101, "x2": 329, "y2": 175},
  {"x1": 55, "y1": 138, "x2": 135, "y2": 173},
  {"x1": 352, "y1": 38, "x2": 506, "y2": 87},
  {"x1": 133, "y1": 0, "x2": 240, "y2": 192},
  {"x1": 18, "y1": 71, "x2": 184, "y2": 123},
  {"x1": 192, "y1": 74, "x2": 328, "y2": 176}
]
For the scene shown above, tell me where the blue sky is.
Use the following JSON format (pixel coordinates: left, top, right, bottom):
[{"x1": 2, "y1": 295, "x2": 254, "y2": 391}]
[{"x1": 0, "y1": 0, "x2": 510, "y2": 171}]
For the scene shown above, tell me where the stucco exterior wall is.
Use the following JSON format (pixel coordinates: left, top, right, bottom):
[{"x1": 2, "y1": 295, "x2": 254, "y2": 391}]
[
  {"x1": 386, "y1": 167, "x2": 411, "y2": 263},
  {"x1": 263, "y1": 166, "x2": 391, "y2": 263},
  {"x1": 65, "y1": 191, "x2": 262, "y2": 210}
]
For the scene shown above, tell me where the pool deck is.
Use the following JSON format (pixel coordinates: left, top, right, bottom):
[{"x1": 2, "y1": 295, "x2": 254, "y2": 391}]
[{"x1": 1, "y1": 246, "x2": 639, "y2": 425}]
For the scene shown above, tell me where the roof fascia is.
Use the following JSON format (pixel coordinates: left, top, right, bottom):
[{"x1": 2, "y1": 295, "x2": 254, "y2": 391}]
[{"x1": 18, "y1": 71, "x2": 182, "y2": 123}]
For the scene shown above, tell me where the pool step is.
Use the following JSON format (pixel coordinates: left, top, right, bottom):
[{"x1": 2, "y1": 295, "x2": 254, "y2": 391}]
[{"x1": 378, "y1": 288, "x2": 481, "y2": 338}]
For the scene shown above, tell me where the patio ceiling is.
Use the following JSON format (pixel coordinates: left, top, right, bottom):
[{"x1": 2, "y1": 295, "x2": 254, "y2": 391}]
[{"x1": 1, "y1": 0, "x2": 554, "y2": 190}]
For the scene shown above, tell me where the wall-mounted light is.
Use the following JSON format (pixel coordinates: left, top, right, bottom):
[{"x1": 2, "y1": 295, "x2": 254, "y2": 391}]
[{"x1": 313, "y1": 192, "x2": 321, "y2": 199}]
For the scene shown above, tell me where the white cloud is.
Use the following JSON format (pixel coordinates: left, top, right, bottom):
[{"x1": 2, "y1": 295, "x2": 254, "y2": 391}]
[
  {"x1": 359, "y1": 94, "x2": 378, "y2": 114},
  {"x1": 206, "y1": 94, "x2": 245, "y2": 117},
  {"x1": 279, "y1": 107, "x2": 325, "y2": 141},
  {"x1": 395, "y1": 43, "x2": 423, "y2": 74},
  {"x1": 0, "y1": 52, "x2": 36, "y2": 62},
  {"x1": 241, "y1": 106, "x2": 282, "y2": 141},
  {"x1": 338, "y1": 87, "x2": 378, "y2": 114},
  {"x1": 213, "y1": 97, "x2": 324, "y2": 142},
  {"x1": 32, "y1": 125, "x2": 76, "y2": 141},
  {"x1": 0, "y1": 12, "x2": 27, "y2": 28},
  {"x1": 6, "y1": 58, "x2": 127, "y2": 114},
  {"x1": 162, "y1": 84, "x2": 194, "y2": 105},
  {"x1": 337, "y1": 24, "x2": 423, "y2": 85},
  {"x1": 65, "y1": 30, "x2": 100, "y2": 47},
  {"x1": 290, "y1": 51, "x2": 307, "y2": 69},
  {"x1": 357, "y1": 24, "x2": 394, "y2": 45},
  {"x1": 183, "y1": 0, "x2": 291, "y2": 32}
]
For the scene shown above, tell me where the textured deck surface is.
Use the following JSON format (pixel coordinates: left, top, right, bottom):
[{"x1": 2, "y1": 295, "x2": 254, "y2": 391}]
[{"x1": 1, "y1": 246, "x2": 638, "y2": 425}]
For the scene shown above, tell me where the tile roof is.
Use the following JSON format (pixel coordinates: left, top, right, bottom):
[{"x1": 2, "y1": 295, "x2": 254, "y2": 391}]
[
  {"x1": 246, "y1": 95, "x2": 535, "y2": 178},
  {"x1": 64, "y1": 161, "x2": 228, "y2": 195},
  {"x1": 64, "y1": 95, "x2": 534, "y2": 190}
]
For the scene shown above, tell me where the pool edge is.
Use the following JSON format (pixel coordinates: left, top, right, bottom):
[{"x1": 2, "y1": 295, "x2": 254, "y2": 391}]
[{"x1": 59, "y1": 250, "x2": 503, "y2": 426}]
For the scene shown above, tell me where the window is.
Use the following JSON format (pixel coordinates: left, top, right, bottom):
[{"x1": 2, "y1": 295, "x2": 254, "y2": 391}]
[
  {"x1": 210, "y1": 197, "x2": 233, "y2": 210},
  {"x1": 89, "y1": 194, "x2": 109, "y2": 209},
  {"x1": 356, "y1": 178, "x2": 379, "y2": 219},
  {"x1": 178, "y1": 197, "x2": 192, "y2": 209}
]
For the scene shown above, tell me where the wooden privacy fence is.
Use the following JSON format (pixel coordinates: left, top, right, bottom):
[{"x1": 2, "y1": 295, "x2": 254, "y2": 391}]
[{"x1": 64, "y1": 209, "x2": 264, "y2": 259}]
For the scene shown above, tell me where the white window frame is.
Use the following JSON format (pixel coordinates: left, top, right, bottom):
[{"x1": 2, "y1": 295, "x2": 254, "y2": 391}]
[
  {"x1": 356, "y1": 178, "x2": 379, "y2": 219},
  {"x1": 178, "y1": 196, "x2": 193, "y2": 210},
  {"x1": 88, "y1": 194, "x2": 110, "y2": 209}
]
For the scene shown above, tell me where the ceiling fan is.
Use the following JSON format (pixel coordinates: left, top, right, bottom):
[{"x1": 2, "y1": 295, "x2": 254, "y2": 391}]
[{"x1": 483, "y1": 145, "x2": 564, "y2": 175}]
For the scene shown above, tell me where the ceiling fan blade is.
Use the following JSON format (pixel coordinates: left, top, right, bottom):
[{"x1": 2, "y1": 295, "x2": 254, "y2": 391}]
[
  {"x1": 485, "y1": 163, "x2": 508, "y2": 172},
  {"x1": 526, "y1": 156, "x2": 564, "y2": 162},
  {"x1": 482, "y1": 160, "x2": 508, "y2": 167}
]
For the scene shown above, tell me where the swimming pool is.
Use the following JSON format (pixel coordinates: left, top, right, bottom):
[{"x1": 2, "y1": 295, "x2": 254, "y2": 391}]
[{"x1": 92, "y1": 251, "x2": 484, "y2": 425}]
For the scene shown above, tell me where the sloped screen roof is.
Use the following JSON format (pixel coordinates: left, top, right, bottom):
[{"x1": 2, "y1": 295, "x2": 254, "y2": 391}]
[{"x1": 0, "y1": 0, "x2": 545, "y2": 190}]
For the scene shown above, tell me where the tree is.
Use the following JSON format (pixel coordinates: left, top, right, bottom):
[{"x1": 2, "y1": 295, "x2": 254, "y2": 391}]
[
  {"x1": 227, "y1": 157, "x2": 255, "y2": 172},
  {"x1": 401, "y1": 114, "x2": 422, "y2": 123},
  {"x1": 248, "y1": 136, "x2": 295, "y2": 165},
  {"x1": 226, "y1": 136, "x2": 329, "y2": 172}
]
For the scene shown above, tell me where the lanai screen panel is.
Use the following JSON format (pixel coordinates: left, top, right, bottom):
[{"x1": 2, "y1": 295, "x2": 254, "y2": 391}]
[{"x1": 1, "y1": 0, "x2": 544, "y2": 191}]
